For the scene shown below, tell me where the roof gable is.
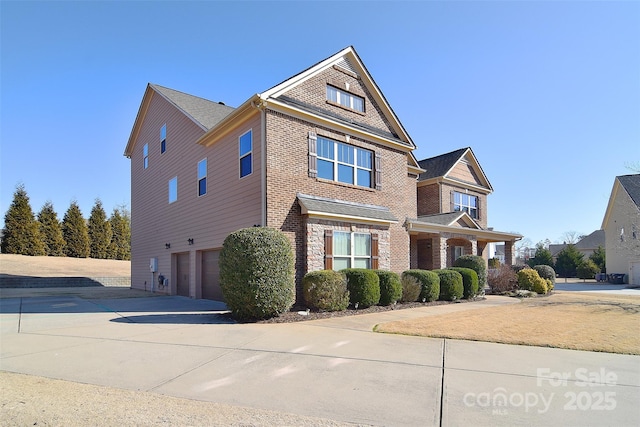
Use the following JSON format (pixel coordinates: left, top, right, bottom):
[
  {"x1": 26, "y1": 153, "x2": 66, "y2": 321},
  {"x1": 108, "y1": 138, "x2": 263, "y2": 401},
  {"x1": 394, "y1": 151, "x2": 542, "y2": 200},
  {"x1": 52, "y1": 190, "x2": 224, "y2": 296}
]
[
  {"x1": 124, "y1": 84, "x2": 234, "y2": 156},
  {"x1": 258, "y1": 46, "x2": 415, "y2": 151},
  {"x1": 417, "y1": 147, "x2": 492, "y2": 192},
  {"x1": 417, "y1": 212, "x2": 481, "y2": 229},
  {"x1": 602, "y1": 174, "x2": 640, "y2": 229}
]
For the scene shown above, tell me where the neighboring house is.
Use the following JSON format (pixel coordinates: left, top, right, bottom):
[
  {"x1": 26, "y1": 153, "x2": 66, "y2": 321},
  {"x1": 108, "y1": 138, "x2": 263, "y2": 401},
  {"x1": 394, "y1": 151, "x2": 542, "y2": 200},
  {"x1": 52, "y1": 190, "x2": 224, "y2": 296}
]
[
  {"x1": 408, "y1": 148, "x2": 521, "y2": 270},
  {"x1": 601, "y1": 174, "x2": 640, "y2": 285},
  {"x1": 549, "y1": 229, "x2": 606, "y2": 263},
  {"x1": 124, "y1": 46, "x2": 521, "y2": 301}
]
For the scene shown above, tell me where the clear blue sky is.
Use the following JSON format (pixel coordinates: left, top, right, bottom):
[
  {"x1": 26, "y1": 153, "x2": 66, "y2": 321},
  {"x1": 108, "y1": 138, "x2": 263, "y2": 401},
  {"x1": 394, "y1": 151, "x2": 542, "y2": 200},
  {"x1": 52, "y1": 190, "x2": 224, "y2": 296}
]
[{"x1": 2, "y1": 1, "x2": 639, "y2": 247}]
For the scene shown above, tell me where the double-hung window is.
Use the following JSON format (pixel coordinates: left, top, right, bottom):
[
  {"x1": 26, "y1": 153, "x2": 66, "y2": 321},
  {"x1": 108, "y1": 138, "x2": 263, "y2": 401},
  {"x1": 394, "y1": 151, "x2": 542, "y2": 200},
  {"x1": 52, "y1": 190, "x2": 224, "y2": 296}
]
[
  {"x1": 453, "y1": 192, "x2": 478, "y2": 219},
  {"x1": 326, "y1": 85, "x2": 364, "y2": 112},
  {"x1": 239, "y1": 130, "x2": 252, "y2": 178},
  {"x1": 160, "y1": 124, "x2": 167, "y2": 153},
  {"x1": 333, "y1": 231, "x2": 371, "y2": 270},
  {"x1": 317, "y1": 136, "x2": 372, "y2": 188},
  {"x1": 143, "y1": 143, "x2": 149, "y2": 169},
  {"x1": 197, "y1": 158, "x2": 207, "y2": 196}
]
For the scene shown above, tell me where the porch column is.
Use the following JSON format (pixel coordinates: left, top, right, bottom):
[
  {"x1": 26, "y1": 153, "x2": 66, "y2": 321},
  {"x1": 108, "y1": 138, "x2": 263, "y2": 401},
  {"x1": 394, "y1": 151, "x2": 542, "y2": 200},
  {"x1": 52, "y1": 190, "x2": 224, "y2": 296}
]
[
  {"x1": 504, "y1": 240, "x2": 516, "y2": 266},
  {"x1": 477, "y1": 242, "x2": 487, "y2": 257},
  {"x1": 432, "y1": 236, "x2": 447, "y2": 269}
]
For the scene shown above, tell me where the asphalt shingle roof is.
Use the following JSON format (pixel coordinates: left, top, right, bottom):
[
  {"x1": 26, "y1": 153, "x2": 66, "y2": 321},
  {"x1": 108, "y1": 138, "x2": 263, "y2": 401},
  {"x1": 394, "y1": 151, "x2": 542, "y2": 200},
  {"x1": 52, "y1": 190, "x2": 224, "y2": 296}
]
[
  {"x1": 151, "y1": 84, "x2": 235, "y2": 130},
  {"x1": 297, "y1": 193, "x2": 398, "y2": 222},
  {"x1": 417, "y1": 148, "x2": 468, "y2": 181},
  {"x1": 618, "y1": 174, "x2": 640, "y2": 208}
]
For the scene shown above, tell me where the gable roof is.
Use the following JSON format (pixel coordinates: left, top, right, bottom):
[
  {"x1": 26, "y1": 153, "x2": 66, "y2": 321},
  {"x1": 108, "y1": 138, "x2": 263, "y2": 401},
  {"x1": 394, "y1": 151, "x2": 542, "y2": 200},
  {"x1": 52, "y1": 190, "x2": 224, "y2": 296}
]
[
  {"x1": 417, "y1": 147, "x2": 493, "y2": 192},
  {"x1": 124, "y1": 83, "x2": 235, "y2": 157},
  {"x1": 417, "y1": 212, "x2": 481, "y2": 229},
  {"x1": 602, "y1": 174, "x2": 640, "y2": 229}
]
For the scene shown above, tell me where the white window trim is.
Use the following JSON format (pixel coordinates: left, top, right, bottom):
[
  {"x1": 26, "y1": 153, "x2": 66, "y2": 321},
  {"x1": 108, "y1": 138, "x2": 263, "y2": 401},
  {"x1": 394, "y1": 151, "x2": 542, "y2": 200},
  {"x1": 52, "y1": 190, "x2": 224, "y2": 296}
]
[
  {"x1": 143, "y1": 143, "x2": 149, "y2": 169},
  {"x1": 168, "y1": 176, "x2": 178, "y2": 204},
  {"x1": 453, "y1": 191, "x2": 478, "y2": 219},
  {"x1": 239, "y1": 129, "x2": 253, "y2": 179},
  {"x1": 197, "y1": 158, "x2": 207, "y2": 197},
  {"x1": 333, "y1": 231, "x2": 371, "y2": 269},
  {"x1": 327, "y1": 85, "x2": 365, "y2": 112},
  {"x1": 161, "y1": 124, "x2": 167, "y2": 153},
  {"x1": 317, "y1": 137, "x2": 372, "y2": 188}
]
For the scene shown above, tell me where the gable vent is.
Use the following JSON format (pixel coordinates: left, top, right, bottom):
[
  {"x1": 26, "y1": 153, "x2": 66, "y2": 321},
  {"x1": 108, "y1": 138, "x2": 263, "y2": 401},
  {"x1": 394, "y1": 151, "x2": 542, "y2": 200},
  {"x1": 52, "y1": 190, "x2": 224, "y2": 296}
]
[{"x1": 335, "y1": 57, "x2": 359, "y2": 76}]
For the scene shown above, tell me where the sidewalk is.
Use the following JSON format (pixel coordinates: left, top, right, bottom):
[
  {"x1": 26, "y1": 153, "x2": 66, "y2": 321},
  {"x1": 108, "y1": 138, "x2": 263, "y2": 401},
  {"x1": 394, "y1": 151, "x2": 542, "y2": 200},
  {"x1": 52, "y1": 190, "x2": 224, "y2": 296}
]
[{"x1": 1, "y1": 294, "x2": 639, "y2": 426}]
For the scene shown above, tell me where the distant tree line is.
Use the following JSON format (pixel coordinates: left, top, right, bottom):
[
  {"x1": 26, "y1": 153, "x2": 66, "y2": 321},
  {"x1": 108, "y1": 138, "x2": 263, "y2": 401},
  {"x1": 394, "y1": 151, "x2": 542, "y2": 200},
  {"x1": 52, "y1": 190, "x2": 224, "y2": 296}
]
[{"x1": 1, "y1": 184, "x2": 130, "y2": 260}]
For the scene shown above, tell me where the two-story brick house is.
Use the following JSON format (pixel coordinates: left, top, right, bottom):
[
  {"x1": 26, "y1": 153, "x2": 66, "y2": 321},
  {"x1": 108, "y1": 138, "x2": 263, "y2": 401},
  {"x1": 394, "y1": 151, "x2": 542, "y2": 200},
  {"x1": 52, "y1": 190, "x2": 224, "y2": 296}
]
[{"x1": 124, "y1": 46, "x2": 520, "y2": 301}]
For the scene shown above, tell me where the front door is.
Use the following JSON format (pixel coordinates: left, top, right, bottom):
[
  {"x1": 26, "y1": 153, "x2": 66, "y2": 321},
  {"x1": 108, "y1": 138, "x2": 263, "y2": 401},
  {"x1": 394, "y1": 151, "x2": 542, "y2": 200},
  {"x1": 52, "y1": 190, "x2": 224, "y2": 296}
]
[{"x1": 176, "y1": 252, "x2": 190, "y2": 297}]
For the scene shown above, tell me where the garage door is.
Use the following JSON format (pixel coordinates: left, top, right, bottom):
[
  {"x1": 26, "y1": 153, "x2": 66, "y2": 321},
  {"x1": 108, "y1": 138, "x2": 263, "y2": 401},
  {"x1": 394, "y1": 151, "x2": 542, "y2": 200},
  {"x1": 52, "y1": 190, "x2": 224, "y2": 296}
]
[
  {"x1": 176, "y1": 252, "x2": 190, "y2": 297},
  {"x1": 202, "y1": 250, "x2": 224, "y2": 301}
]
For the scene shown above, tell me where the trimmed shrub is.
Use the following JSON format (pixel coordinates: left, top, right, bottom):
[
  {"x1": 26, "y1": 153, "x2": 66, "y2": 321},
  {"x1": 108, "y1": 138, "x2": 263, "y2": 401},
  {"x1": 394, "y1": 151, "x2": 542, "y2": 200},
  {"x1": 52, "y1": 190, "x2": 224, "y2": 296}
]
[
  {"x1": 487, "y1": 264, "x2": 518, "y2": 293},
  {"x1": 434, "y1": 269, "x2": 464, "y2": 301},
  {"x1": 533, "y1": 265, "x2": 556, "y2": 292},
  {"x1": 342, "y1": 269, "x2": 380, "y2": 308},
  {"x1": 375, "y1": 270, "x2": 402, "y2": 306},
  {"x1": 302, "y1": 270, "x2": 349, "y2": 312},
  {"x1": 219, "y1": 227, "x2": 295, "y2": 320},
  {"x1": 517, "y1": 268, "x2": 548, "y2": 294},
  {"x1": 400, "y1": 274, "x2": 421, "y2": 303},
  {"x1": 448, "y1": 267, "x2": 479, "y2": 299},
  {"x1": 577, "y1": 259, "x2": 600, "y2": 280},
  {"x1": 402, "y1": 270, "x2": 440, "y2": 302},
  {"x1": 453, "y1": 255, "x2": 487, "y2": 291}
]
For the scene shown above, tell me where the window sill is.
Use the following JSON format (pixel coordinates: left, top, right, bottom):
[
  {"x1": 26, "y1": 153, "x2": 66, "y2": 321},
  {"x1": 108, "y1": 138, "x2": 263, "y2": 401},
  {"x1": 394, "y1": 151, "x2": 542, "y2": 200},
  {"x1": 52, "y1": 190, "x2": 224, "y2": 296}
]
[{"x1": 315, "y1": 177, "x2": 375, "y2": 192}]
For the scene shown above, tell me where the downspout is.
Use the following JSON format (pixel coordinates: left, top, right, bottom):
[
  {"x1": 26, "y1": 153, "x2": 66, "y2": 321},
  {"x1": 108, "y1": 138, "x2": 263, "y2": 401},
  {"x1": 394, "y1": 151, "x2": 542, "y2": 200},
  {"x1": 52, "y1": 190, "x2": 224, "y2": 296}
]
[{"x1": 261, "y1": 106, "x2": 267, "y2": 226}]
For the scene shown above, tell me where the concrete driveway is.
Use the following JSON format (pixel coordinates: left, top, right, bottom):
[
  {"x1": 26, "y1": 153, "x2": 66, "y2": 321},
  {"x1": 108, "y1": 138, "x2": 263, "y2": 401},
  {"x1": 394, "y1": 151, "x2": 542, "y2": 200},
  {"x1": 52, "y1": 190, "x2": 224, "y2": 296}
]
[{"x1": 1, "y1": 294, "x2": 639, "y2": 426}]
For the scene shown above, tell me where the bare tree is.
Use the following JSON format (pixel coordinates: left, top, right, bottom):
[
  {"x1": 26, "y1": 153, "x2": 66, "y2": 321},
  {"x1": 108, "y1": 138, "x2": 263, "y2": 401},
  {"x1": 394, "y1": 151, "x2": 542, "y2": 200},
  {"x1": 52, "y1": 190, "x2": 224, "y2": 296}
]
[{"x1": 560, "y1": 231, "x2": 582, "y2": 244}]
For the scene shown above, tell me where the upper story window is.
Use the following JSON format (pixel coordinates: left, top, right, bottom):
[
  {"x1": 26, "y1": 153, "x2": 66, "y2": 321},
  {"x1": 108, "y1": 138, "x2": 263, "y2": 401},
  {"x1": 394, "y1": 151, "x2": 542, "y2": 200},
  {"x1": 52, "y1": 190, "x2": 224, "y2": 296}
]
[
  {"x1": 333, "y1": 231, "x2": 371, "y2": 270},
  {"x1": 168, "y1": 176, "x2": 178, "y2": 203},
  {"x1": 317, "y1": 136, "x2": 372, "y2": 188},
  {"x1": 453, "y1": 192, "x2": 478, "y2": 219},
  {"x1": 327, "y1": 85, "x2": 364, "y2": 112},
  {"x1": 239, "y1": 130, "x2": 252, "y2": 178},
  {"x1": 143, "y1": 143, "x2": 149, "y2": 169},
  {"x1": 197, "y1": 158, "x2": 207, "y2": 196},
  {"x1": 160, "y1": 124, "x2": 167, "y2": 154}
]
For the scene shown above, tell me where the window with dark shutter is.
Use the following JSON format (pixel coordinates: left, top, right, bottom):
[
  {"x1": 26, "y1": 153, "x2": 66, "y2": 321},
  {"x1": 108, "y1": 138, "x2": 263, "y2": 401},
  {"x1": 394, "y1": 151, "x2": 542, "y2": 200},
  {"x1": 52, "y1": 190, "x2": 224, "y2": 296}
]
[
  {"x1": 371, "y1": 234, "x2": 379, "y2": 269},
  {"x1": 308, "y1": 131, "x2": 317, "y2": 178},
  {"x1": 375, "y1": 152, "x2": 382, "y2": 190},
  {"x1": 324, "y1": 229, "x2": 333, "y2": 270}
]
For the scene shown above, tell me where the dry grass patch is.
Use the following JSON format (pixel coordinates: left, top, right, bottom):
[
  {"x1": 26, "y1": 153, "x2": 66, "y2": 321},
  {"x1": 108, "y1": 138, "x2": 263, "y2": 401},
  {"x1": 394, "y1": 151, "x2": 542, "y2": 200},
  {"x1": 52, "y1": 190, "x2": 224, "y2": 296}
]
[{"x1": 375, "y1": 292, "x2": 640, "y2": 355}]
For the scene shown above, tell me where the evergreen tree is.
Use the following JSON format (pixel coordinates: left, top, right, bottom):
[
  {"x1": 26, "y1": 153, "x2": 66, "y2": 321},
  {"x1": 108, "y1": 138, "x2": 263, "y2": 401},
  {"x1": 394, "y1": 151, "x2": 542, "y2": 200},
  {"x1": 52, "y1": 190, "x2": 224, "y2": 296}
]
[
  {"x1": 1, "y1": 184, "x2": 45, "y2": 255},
  {"x1": 589, "y1": 246, "x2": 606, "y2": 274},
  {"x1": 108, "y1": 206, "x2": 131, "y2": 260},
  {"x1": 62, "y1": 201, "x2": 90, "y2": 258},
  {"x1": 555, "y1": 244, "x2": 584, "y2": 278},
  {"x1": 88, "y1": 199, "x2": 112, "y2": 259},
  {"x1": 526, "y1": 243, "x2": 554, "y2": 268},
  {"x1": 37, "y1": 201, "x2": 66, "y2": 256}
]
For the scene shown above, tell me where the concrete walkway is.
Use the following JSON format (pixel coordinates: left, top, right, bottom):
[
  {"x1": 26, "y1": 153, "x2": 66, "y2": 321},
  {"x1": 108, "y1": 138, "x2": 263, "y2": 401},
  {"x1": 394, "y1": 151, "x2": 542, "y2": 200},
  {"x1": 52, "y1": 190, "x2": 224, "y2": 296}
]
[{"x1": 1, "y1": 294, "x2": 639, "y2": 426}]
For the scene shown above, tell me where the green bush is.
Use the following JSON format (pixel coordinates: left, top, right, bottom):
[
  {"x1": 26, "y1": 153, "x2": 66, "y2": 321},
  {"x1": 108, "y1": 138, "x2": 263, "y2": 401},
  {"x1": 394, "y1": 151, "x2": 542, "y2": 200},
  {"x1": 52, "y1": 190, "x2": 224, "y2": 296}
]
[
  {"x1": 219, "y1": 227, "x2": 295, "y2": 320},
  {"x1": 302, "y1": 270, "x2": 349, "y2": 312},
  {"x1": 448, "y1": 267, "x2": 479, "y2": 299},
  {"x1": 533, "y1": 265, "x2": 556, "y2": 286},
  {"x1": 402, "y1": 270, "x2": 440, "y2": 302},
  {"x1": 488, "y1": 258, "x2": 500, "y2": 269},
  {"x1": 342, "y1": 269, "x2": 380, "y2": 308},
  {"x1": 577, "y1": 259, "x2": 600, "y2": 280},
  {"x1": 517, "y1": 268, "x2": 548, "y2": 294},
  {"x1": 375, "y1": 270, "x2": 402, "y2": 306},
  {"x1": 434, "y1": 269, "x2": 464, "y2": 301},
  {"x1": 453, "y1": 255, "x2": 487, "y2": 291},
  {"x1": 399, "y1": 274, "x2": 421, "y2": 303}
]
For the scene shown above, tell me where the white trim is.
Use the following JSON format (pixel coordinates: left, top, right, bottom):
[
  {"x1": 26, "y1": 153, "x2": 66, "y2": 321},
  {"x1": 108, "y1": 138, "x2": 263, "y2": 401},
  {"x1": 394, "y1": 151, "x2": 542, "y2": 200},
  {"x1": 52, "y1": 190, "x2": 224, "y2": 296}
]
[{"x1": 239, "y1": 129, "x2": 253, "y2": 179}]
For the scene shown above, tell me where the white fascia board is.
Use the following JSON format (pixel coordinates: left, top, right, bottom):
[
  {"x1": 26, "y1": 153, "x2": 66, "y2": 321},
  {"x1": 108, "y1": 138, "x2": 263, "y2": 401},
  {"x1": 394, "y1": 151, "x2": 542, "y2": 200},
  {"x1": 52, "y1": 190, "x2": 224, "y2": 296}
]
[
  {"x1": 407, "y1": 220, "x2": 522, "y2": 242},
  {"x1": 302, "y1": 209, "x2": 397, "y2": 226}
]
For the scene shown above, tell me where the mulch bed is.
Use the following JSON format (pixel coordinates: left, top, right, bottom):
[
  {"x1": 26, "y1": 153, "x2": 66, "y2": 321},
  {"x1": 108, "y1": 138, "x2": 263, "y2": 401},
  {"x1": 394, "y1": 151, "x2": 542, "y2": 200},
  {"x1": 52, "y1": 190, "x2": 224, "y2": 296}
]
[{"x1": 248, "y1": 297, "x2": 485, "y2": 324}]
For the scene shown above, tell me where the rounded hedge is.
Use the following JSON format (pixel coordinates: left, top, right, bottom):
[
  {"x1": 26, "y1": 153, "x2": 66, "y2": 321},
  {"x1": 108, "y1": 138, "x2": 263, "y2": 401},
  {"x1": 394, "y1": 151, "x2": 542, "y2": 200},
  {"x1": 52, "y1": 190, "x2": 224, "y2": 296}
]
[
  {"x1": 342, "y1": 268, "x2": 380, "y2": 308},
  {"x1": 517, "y1": 268, "x2": 548, "y2": 294},
  {"x1": 400, "y1": 274, "x2": 422, "y2": 302},
  {"x1": 453, "y1": 255, "x2": 487, "y2": 291},
  {"x1": 434, "y1": 269, "x2": 464, "y2": 301},
  {"x1": 448, "y1": 267, "x2": 479, "y2": 299},
  {"x1": 401, "y1": 270, "x2": 440, "y2": 302},
  {"x1": 302, "y1": 270, "x2": 349, "y2": 312},
  {"x1": 375, "y1": 270, "x2": 402, "y2": 306},
  {"x1": 219, "y1": 227, "x2": 295, "y2": 320},
  {"x1": 533, "y1": 265, "x2": 556, "y2": 285}
]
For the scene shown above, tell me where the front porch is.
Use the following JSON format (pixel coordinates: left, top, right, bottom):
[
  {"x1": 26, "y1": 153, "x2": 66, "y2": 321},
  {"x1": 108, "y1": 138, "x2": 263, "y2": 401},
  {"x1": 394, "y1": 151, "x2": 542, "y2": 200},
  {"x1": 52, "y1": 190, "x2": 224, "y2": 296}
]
[{"x1": 406, "y1": 214, "x2": 521, "y2": 269}]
